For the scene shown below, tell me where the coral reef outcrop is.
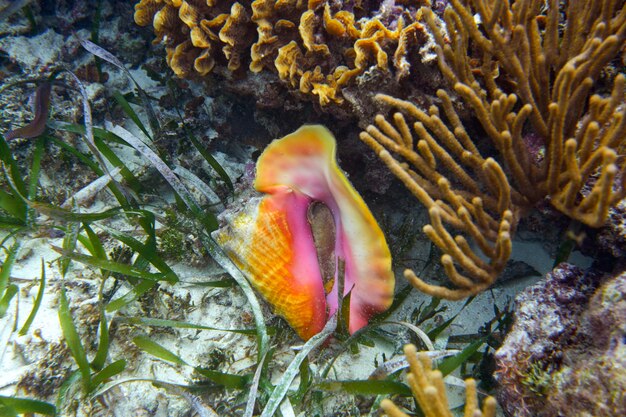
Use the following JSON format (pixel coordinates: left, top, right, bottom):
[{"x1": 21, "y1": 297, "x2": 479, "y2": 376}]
[
  {"x1": 594, "y1": 199, "x2": 626, "y2": 259},
  {"x1": 495, "y1": 264, "x2": 626, "y2": 417},
  {"x1": 134, "y1": 1, "x2": 626, "y2": 302},
  {"x1": 360, "y1": 0, "x2": 626, "y2": 299},
  {"x1": 133, "y1": 0, "x2": 433, "y2": 107}
]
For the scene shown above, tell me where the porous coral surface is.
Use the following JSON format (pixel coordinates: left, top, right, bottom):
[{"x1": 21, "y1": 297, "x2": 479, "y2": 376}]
[{"x1": 133, "y1": 0, "x2": 434, "y2": 108}]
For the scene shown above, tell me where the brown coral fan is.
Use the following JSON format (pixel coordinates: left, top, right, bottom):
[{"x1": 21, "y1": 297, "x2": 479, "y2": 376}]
[
  {"x1": 360, "y1": 0, "x2": 626, "y2": 299},
  {"x1": 133, "y1": 0, "x2": 431, "y2": 106}
]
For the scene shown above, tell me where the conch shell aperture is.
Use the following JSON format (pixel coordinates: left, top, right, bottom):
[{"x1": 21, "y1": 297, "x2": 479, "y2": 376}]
[{"x1": 214, "y1": 125, "x2": 394, "y2": 340}]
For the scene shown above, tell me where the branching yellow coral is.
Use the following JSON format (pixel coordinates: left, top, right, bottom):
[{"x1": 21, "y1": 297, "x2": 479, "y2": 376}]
[
  {"x1": 361, "y1": 0, "x2": 626, "y2": 299},
  {"x1": 381, "y1": 344, "x2": 497, "y2": 417},
  {"x1": 360, "y1": 94, "x2": 515, "y2": 299},
  {"x1": 133, "y1": 0, "x2": 430, "y2": 106}
]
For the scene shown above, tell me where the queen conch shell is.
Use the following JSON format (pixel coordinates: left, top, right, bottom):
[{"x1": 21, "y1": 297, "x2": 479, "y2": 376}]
[{"x1": 214, "y1": 125, "x2": 394, "y2": 340}]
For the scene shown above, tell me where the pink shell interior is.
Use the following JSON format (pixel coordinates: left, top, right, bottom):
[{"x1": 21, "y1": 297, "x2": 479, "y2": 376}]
[{"x1": 255, "y1": 125, "x2": 395, "y2": 335}]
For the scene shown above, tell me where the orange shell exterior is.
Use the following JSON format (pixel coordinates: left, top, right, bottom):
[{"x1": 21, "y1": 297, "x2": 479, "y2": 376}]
[{"x1": 214, "y1": 194, "x2": 327, "y2": 340}]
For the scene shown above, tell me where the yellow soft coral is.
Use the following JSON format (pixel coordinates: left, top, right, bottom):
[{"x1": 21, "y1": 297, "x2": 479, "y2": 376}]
[
  {"x1": 382, "y1": 344, "x2": 497, "y2": 417},
  {"x1": 360, "y1": 0, "x2": 626, "y2": 300}
]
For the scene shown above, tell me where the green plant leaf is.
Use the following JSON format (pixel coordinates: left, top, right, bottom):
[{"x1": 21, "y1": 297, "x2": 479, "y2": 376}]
[
  {"x1": 0, "y1": 133, "x2": 27, "y2": 196},
  {"x1": 193, "y1": 367, "x2": 248, "y2": 389},
  {"x1": 427, "y1": 296, "x2": 473, "y2": 340},
  {"x1": 188, "y1": 133, "x2": 233, "y2": 193},
  {"x1": 189, "y1": 278, "x2": 236, "y2": 288},
  {"x1": 46, "y1": 135, "x2": 101, "y2": 173},
  {"x1": 0, "y1": 284, "x2": 18, "y2": 317},
  {"x1": 0, "y1": 188, "x2": 26, "y2": 222},
  {"x1": 113, "y1": 91, "x2": 152, "y2": 140},
  {"x1": 28, "y1": 136, "x2": 46, "y2": 200},
  {"x1": 90, "y1": 0, "x2": 104, "y2": 80},
  {"x1": 45, "y1": 135, "x2": 131, "y2": 208},
  {"x1": 0, "y1": 396, "x2": 55, "y2": 415},
  {"x1": 55, "y1": 370, "x2": 82, "y2": 413},
  {"x1": 90, "y1": 0, "x2": 102, "y2": 44},
  {"x1": 51, "y1": 246, "x2": 166, "y2": 281},
  {"x1": 437, "y1": 337, "x2": 486, "y2": 377},
  {"x1": 91, "y1": 310, "x2": 109, "y2": 371},
  {"x1": 133, "y1": 336, "x2": 186, "y2": 365},
  {"x1": 338, "y1": 288, "x2": 351, "y2": 337},
  {"x1": 19, "y1": 259, "x2": 46, "y2": 335},
  {"x1": 106, "y1": 280, "x2": 156, "y2": 312},
  {"x1": 0, "y1": 216, "x2": 26, "y2": 228},
  {"x1": 82, "y1": 223, "x2": 108, "y2": 271},
  {"x1": 50, "y1": 122, "x2": 127, "y2": 146},
  {"x1": 101, "y1": 226, "x2": 178, "y2": 284},
  {"x1": 94, "y1": 136, "x2": 142, "y2": 193},
  {"x1": 0, "y1": 241, "x2": 20, "y2": 297},
  {"x1": 91, "y1": 359, "x2": 126, "y2": 387},
  {"x1": 58, "y1": 286, "x2": 92, "y2": 393},
  {"x1": 61, "y1": 222, "x2": 81, "y2": 281},
  {"x1": 119, "y1": 317, "x2": 257, "y2": 335},
  {"x1": 25, "y1": 202, "x2": 126, "y2": 223},
  {"x1": 0, "y1": 403, "x2": 17, "y2": 417},
  {"x1": 553, "y1": 221, "x2": 581, "y2": 267},
  {"x1": 294, "y1": 357, "x2": 311, "y2": 403}
]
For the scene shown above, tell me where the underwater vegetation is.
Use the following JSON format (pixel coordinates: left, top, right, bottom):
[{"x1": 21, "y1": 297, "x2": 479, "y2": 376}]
[
  {"x1": 1, "y1": 0, "x2": 625, "y2": 416},
  {"x1": 0, "y1": 16, "x2": 482, "y2": 416}
]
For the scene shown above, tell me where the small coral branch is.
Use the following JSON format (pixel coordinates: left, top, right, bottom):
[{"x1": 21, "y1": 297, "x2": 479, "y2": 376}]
[
  {"x1": 361, "y1": 0, "x2": 626, "y2": 299},
  {"x1": 381, "y1": 344, "x2": 497, "y2": 417}
]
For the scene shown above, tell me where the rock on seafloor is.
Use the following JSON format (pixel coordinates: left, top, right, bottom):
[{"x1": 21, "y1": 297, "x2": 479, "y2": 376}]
[
  {"x1": 495, "y1": 263, "x2": 626, "y2": 417},
  {"x1": 594, "y1": 199, "x2": 626, "y2": 259}
]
